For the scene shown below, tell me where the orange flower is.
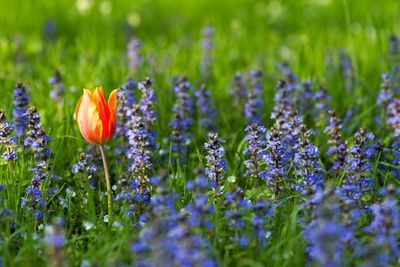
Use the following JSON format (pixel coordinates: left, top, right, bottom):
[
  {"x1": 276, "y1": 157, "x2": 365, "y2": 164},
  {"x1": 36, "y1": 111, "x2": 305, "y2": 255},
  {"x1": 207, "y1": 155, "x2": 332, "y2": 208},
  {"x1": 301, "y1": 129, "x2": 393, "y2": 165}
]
[{"x1": 75, "y1": 86, "x2": 118, "y2": 145}]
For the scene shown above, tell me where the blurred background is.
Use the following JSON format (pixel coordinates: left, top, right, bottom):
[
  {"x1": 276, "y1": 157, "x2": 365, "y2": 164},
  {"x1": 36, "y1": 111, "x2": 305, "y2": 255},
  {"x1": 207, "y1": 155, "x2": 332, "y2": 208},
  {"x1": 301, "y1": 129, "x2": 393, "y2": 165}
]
[{"x1": 0, "y1": 0, "x2": 399, "y2": 133}]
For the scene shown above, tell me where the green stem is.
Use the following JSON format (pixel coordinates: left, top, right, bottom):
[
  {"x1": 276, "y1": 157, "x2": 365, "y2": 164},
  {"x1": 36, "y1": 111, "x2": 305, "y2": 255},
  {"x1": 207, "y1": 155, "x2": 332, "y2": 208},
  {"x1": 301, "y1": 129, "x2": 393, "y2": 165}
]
[{"x1": 99, "y1": 145, "x2": 112, "y2": 225}]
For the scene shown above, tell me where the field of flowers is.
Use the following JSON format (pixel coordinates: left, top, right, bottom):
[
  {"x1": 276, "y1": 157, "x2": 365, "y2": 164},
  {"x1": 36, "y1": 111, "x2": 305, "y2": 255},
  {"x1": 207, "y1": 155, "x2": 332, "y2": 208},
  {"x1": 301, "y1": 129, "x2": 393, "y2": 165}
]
[{"x1": 1, "y1": 0, "x2": 400, "y2": 266}]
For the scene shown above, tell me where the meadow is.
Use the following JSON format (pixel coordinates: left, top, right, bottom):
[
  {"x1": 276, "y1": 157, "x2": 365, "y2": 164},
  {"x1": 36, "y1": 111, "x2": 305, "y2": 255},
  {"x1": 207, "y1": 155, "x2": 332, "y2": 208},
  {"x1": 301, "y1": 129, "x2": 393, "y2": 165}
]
[{"x1": 1, "y1": 0, "x2": 400, "y2": 266}]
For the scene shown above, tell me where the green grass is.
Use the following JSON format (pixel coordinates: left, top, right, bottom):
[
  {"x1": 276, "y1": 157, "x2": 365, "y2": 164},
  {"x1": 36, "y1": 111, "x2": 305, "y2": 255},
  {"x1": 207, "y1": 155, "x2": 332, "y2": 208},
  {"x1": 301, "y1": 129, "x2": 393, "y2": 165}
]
[{"x1": 1, "y1": 0, "x2": 400, "y2": 266}]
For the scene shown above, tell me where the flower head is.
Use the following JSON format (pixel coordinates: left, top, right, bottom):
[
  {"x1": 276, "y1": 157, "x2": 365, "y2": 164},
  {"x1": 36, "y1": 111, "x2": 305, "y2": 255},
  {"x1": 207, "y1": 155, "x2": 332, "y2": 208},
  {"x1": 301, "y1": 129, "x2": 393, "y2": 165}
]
[{"x1": 75, "y1": 87, "x2": 118, "y2": 145}]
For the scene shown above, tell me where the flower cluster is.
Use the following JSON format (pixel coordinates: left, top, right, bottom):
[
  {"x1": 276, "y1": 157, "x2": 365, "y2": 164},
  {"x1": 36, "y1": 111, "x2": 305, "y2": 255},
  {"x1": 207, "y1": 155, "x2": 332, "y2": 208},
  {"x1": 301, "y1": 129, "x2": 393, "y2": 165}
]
[
  {"x1": 200, "y1": 25, "x2": 214, "y2": 80},
  {"x1": 223, "y1": 187, "x2": 251, "y2": 246},
  {"x1": 45, "y1": 217, "x2": 66, "y2": 267},
  {"x1": 244, "y1": 123, "x2": 266, "y2": 183},
  {"x1": 359, "y1": 185, "x2": 400, "y2": 266},
  {"x1": 132, "y1": 177, "x2": 215, "y2": 267},
  {"x1": 245, "y1": 70, "x2": 263, "y2": 124},
  {"x1": 325, "y1": 110, "x2": 348, "y2": 174},
  {"x1": 230, "y1": 72, "x2": 247, "y2": 112},
  {"x1": 127, "y1": 37, "x2": 142, "y2": 73},
  {"x1": 305, "y1": 186, "x2": 353, "y2": 267},
  {"x1": 138, "y1": 77, "x2": 157, "y2": 134},
  {"x1": 116, "y1": 78, "x2": 136, "y2": 138},
  {"x1": 72, "y1": 152, "x2": 97, "y2": 188},
  {"x1": 185, "y1": 175, "x2": 214, "y2": 230},
  {"x1": 12, "y1": 82, "x2": 30, "y2": 139},
  {"x1": 389, "y1": 34, "x2": 400, "y2": 87},
  {"x1": 294, "y1": 125, "x2": 325, "y2": 198},
  {"x1": 21, "y1": 106, "x2": 55, "y2": 220},
  {"x1": 259, "y1": 126, "x2": 290, "y2": 196},
  {"x1": 343, "y1": 128, "x2": 375, "y2": 209},
  {"x1": 0, "y1": 109, "x2": 17, "y2": 161},
  {"x1": 169, "y1": 76, "x2": 193, "y2": 161},
  {"x1": 314, "y1": 85, "x2": 332, "y2": 125},
  {"x1": 339, "y1": 49, "x2": 355, "y2": 91},
  {"x1": 116, "y1": 104, "x2": 154, "y2": 219},
  {"x1": 195, "y1": 84, "x2": 216, "y2": 132},
  {"x1": 48, "y1": 69, "x2": 64, "y2": 103},
  {"x1": 204, "y1": 132, "x2": 227, "y2": 191}
]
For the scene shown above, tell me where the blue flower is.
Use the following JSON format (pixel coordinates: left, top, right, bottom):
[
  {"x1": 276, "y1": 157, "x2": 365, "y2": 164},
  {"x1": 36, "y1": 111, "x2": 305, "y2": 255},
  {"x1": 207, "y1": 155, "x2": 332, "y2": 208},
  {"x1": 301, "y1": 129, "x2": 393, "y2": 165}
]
[
  {"x1": 0, "y1": 110, "x2": 17, "y2": 161},
  {"x1": 12, "y1": 82, "x2": 30, "y2": 140},
  {"x1": 204, "y1": 133, "x2": 227, "y2": 191},
  {"x1": 48, "y1": 69, "x2": 64, "y2": 103}
]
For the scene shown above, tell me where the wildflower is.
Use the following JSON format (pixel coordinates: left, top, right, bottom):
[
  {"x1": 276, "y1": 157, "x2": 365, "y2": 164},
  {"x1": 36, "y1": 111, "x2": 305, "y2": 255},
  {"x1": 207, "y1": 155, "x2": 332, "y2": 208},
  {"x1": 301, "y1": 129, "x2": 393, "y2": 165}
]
[
  {"x1": 75, "y1": 86, "x2": 118, "y2": 145},
  {"x1": 359, "y1": 185, "x2": 400, "y2": 266},
  {"x1": 259, "y1": 125, "x2": 290, "y2": 196},
  {"x1": 204, "y1": 132, "x2": 227, "y2": 191},
  {"x1": 0, "y1": 109, "x2": 17, "y2": 161},
  {"x1": 45, "y1": 217, "x2": 67, "y2": 267},
  {"x1": 339, "y1": 49, "x2": 355, "y2": 91},
  {"x1": 389, "y1": 34, "x2": 400, "y2": 87},
  {"x1": 127, "y1": 37, "x2": 142, "y2": 73},
  {"x1": 223, "y1": 187, "x2": 251, "y2": 246},
  {"x1": 12, "y1": 82, "x2": 30, "y2": 139},
  {"x1": 22, "y1": 107, "x2": 54, "y2": 220},
  {"x1": 71, "y1": 152, "x2": 97, "y2": 188},
  {"x1": 200, "y1": 25, "x2": 214, "y2": 80},
  {"x1": 230, "y1": 72, "x2": 247, "y2": 112},
  {"x1": 132, "y1": 175, "x2": 215, "y2": 267},
  {"x1": 48, "y1": 69, "x2": 64, "y2": 103},
  {"x1": 314, "y1": 85, "x2": 331, "y2": 125},
  {"x1": 138, "y1": 77, "x2": 157, "y2": 133},
  {"x1": 324, "y1": 110, "x2": 348, "y2": 174},
  {"x1": 343, "y1": 128, "x2": 375, "y2": 209},
  {"x1": 116, "y1": 78, "x2": 136, "y2": 138},
  {"x1": 169, "y1": 76, "x2": 193, "y2": 162},
  {"x1": 185, "y1": 175, "x2": 214, "y2": 230},
  {"x1": 244, "y1": 123, "x2": 266, "y2": 184},
  {"x1": 43, "y1": 20, "x2": 57, "y2": 41},
  {"x1": 376, "y1": 73, "x2": 392, "y2": 115},
  {"x1": 117, "y1": 104, "x2": 154, "y2": 219},
  {"x1": 305, "y1": 186, "x2": 352, "y2": 267},
  {"x1": 245, "y1": 70, "x2": 263, "y2": 124},
  {"x1": 250, "y1": 199, "x2": 273, "y2": 247},
  {"x1": 294, "y1": 125, "x2": 325, "y2": 198},
  {"x1": 195, "y1": 84, "x2": 216, "y2": 132},
  {"x1": 298, "y1": 81, "x2": 314, "y2": 121}
]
